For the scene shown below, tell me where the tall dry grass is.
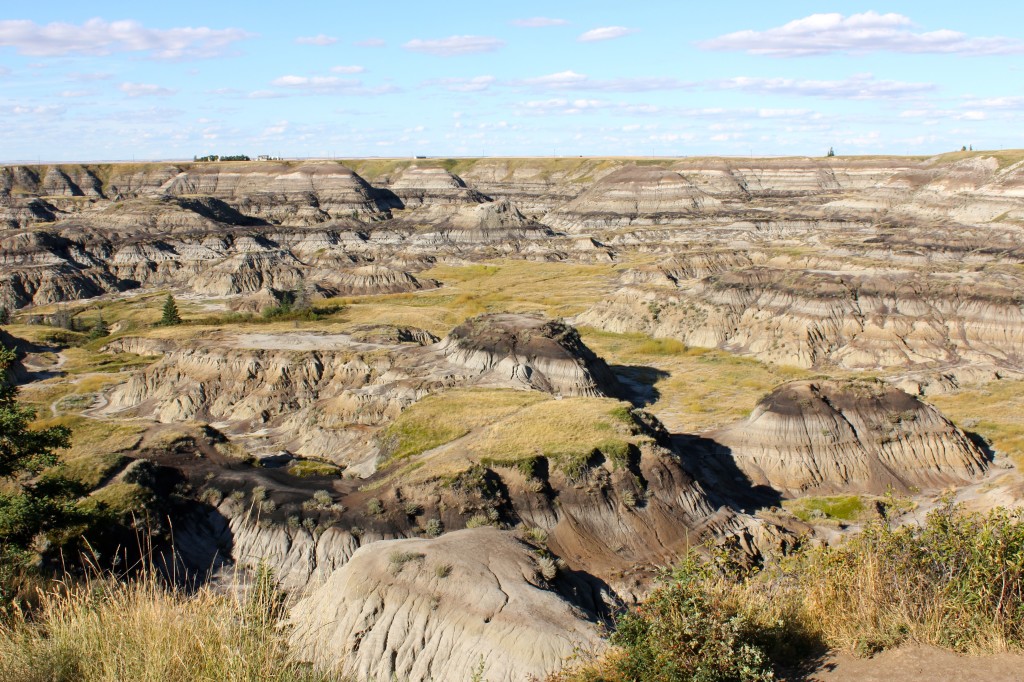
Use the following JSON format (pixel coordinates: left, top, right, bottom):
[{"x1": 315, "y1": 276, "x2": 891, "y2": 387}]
[
  {"x1": 551, "y1": 501, "x2": 1024, "y2": 681},
  {"x1": 0, "y1": 565, "x2": 336, "y2": 682}
]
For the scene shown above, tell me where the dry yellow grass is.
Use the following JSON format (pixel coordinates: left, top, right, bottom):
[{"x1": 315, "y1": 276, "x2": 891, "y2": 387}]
[
  {"x1": 579, "y1": 327, "x2": 810, "y2": 433},
  {"x1": 930, "y1": 379, "x2": 1024, "y2": 468},
  {"x1": 0, "y1": 570, "x2": 332, "y2": 682},
  {"x1": 378, "y1": 390, "x2": 643, "y2": 484},
  {"x1": 326, "y1": 259, "x2": 623, "y2": 336}
]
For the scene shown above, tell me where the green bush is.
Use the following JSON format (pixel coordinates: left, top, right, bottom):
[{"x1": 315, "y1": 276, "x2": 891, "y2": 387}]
[{"x1": 608, "y1": 557, "x2": 773, "y2": 682}]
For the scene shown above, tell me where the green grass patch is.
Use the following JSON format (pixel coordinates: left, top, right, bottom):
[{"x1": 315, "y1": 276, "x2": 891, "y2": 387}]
[
  {"x1": 382, "y1": 389, "x2": 547, "y2": 461},
  {"x1": 287, "y1": 460, "x2": 342, "y2": 478},
  {"x1": 785, "y1": 495, "x2": 867, "y2": 523}
]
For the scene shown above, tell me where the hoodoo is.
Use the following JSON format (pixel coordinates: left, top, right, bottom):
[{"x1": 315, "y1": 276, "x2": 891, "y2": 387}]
[{"x1": 708, "y1": 379, "x2": 988, "y2": 497}]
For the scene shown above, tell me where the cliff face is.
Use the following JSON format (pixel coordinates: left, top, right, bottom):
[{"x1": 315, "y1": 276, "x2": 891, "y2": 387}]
[{"x1": 5, "y1": 154, "x2": 1024, "y2": 379}]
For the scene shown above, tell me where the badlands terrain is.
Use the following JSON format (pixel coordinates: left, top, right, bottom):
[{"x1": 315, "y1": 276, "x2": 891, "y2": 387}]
[{"x1": 3, "y1": 153, "x2": 1024, "y2": 680}]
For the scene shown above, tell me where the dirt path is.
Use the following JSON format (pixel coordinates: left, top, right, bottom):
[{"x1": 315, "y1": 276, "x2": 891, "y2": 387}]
[{"x1": 781, "y1": 645, "x2": 1024, "y2": 681}]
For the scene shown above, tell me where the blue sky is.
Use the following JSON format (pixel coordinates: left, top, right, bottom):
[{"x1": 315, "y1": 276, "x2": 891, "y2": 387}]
[{"x1": 2, "y1": 1, "x2": 1023, "y2": 161}]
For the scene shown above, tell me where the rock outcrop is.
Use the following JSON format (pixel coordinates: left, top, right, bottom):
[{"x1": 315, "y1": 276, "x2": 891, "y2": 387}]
[
  {"x1": 287, "y1": 528, "x2": 606, "y2": 682},
  {"x1": 707, "y1": 379, "x2": 988, "y2": 496},
  {"x1": 438, "y1": 313, "x2": 621, "y2": 397}
]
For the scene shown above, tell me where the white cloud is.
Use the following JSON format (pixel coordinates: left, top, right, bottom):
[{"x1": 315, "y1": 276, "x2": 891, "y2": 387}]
[
  {"x1": 578, "y1": 26, "x2": 638, "y2": 43},
  {"x1": 700, "y1": 11, "x2": 1024, "y2": 57},
  {"x1": 403, "y1": 35, "x2": 504, "y2": 56},
  {"x1": 330, "y1": 65, "x2": 365, "y2": 74},
  {"x1": 1, "y1": 104, "x2": 65, "y2": 116},
  {"x1": 714, "y1": 74, "x2": 934, "y2": 100},
  {"x1": 59, "y1": 89, "x2": 95, "y2": 98},
  {"x1": 511, "y1": 17, "x2": 568, "y2": 28},
  {"x1": 437, "y1": 75, "x2": 496, "y2": 92},
  {"x1": 0, "y1": 66, "x2": 9, "y2": 77},
  {"x1": 757, "y1": 108, "x2": 811, "y2": 118},
  {"x1": 961, "y1": 96, "x2": 1024, "y2": 110},
  {"x1": 522, "y1": 98, "x2": 611, "y2": 114},
  {"x1": 262, "y1": 120, "x2": 288, "y2": 136},
  {"x1": 268, "y1": 74, "x2": 399, "y2": 96},
  {"x1": 521, "y1": 70, "x2": 690, "y2": 92},
  {"x1": 0, "y1": 18, "x2": 253, "y2": 59},
  {"x1": 355, "y1": 38, "x2": 385, "y2": 47},
  {"x1": 296, "y1": 34, "x2": 338, "y2": 46},
  {"x1": 66, "y1": 71, "x2": 112, "y2": 82},
  {"x1": 119, "y1": 82, "x2": 177, "y2": 97}
]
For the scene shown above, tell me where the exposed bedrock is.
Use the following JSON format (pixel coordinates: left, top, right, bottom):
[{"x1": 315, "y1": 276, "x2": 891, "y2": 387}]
[
  {"x1": 103, "y1": 314, "x2": 623, "y2": 460},
  {"x1": 287, "y1": 528, "x2": 607, "y2": 682},
  {"x1": 438, "y1": 313, "x2": 622, "y2": 397},
  {"x1": 580, "y1": 264, "x2": 1024, "y2": 374},
  {"x1": 544, "y1": 165, "x2": 723, "y2": 231},
  {"x1": 707, "y1": 379, "x2": 988, "y2": 497},
  {"x1": 159, "y1": 162, "x2": 399, "y2": 225}
]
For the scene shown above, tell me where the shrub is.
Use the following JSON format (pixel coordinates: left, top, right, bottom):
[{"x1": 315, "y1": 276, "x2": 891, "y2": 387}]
[
  {"x1": 608, "y1": 557, "x2": 773, "y2": 682},
  {"x1": 312, "y1": 490, "x2": 332, "y2": 507},
  {"x1": 366, "y1": 498, "x2": 384, "y2": 515},
  {"x1": 795, "y1": 499, "x2": 1024, "y2": 652},
  {"x1": 424, "y1": 518, "x2": 443, "y2": 538},
  {"x1": 465, "y1": 514, "x2": 492, "y2": 529},
  {"x1": 388, "y1": 551, "x2": 425, "y2": 574}
]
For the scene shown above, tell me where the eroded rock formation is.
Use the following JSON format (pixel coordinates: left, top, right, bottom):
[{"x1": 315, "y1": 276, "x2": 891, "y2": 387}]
[{"x1": 707, "y1": 379, "x2": 988, "y2": 496}]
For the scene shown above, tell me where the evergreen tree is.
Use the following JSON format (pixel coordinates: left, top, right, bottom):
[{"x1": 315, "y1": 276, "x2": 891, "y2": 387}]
[
  {"x1": 160, "y1": 295, "x2": 182, "y2": 326},
  {"x1": 0, "y1": 345, "x2": 77, "y2": 592},
  {"x1": 89, "y1": 314, "x2": 109, "y2": 339}
]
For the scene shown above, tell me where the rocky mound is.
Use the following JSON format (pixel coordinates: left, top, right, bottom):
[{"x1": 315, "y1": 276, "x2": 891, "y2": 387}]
[
  {"x1": 708, "y1": 380, "x2": 988, "y2": 497},
  {"x1": 287, "y1": 528, "x2": 606, "y2": 682},
  {"x1": 327, "y1": 264, "x2": 433, "y2": 296},
  {"x1": 438, "y1": 313, "x2": 621, "y2": 397},
  {"x1": 545, "y1": 165, "x2": 723, "y2": 231},
  {"x1": 389, "y1": 166, "x2": 489, "y2": 206}
]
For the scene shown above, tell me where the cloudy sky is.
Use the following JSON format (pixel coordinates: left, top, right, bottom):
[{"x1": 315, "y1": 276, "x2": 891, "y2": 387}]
[{"x1": 1, "y1": 1, "x2": 1022, "y2": 161}]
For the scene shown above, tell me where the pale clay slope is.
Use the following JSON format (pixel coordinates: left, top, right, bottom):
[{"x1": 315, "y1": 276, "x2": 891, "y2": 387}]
[
  {"x1": 708, "y1": 380, "x2": 988, "y2": 497},
  {"x1": 288, "y1": 529, "x2": 606, "y2": 682}
]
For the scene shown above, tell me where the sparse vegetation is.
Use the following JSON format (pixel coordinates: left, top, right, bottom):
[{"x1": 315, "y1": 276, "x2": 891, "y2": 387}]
[
  {"x1": 553, "y1": 502, "x2": 1024, "y2": 681},
  {"x1": 784, "y1": 495, "x2": 868, "y2": 523},
  {"x1": 0, "y1": 565, "x2": 330, "y2": 681},
  {"x1": 388, "y1": 550, "x2": 425, "y2": 574}
]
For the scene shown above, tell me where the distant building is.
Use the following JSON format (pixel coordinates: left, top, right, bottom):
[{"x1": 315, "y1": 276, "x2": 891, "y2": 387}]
[{"x1": 257, "y1": 155, "x2": 272, "y2": 161}]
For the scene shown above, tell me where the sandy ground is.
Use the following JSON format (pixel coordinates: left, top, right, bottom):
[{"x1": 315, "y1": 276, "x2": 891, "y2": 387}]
[{"x1": 781, "y1": 645, "x2": 1024, "y2": 681}]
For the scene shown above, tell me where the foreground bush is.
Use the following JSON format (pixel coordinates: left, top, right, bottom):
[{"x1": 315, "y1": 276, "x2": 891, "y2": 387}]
[
  {"x1": 553, "y1": 501, "x2": 1024, "y2": 681},
  {"x1": 796, "y1": 500, "x2": 1024, "y2": 653},
  {"x1": 0, "y1": 567, "x2": 332, "y2": 682}
]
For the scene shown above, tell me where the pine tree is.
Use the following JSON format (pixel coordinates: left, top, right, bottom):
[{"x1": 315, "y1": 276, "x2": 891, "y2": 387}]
[
  {"x1": 160, "y1": 294, "x2": 182, "y2": 326},
  {"x1": 89, "y1": 314, "x2": 109, "y2": 339},
  {"x1": 0, "y1": 345, "x2": 78, "y2": 592}
]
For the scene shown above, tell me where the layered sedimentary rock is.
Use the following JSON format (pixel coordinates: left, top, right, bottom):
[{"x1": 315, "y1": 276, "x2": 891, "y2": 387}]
[
  {"x1": 5, "y1": 154, "x2": 1024, "y2": 378},
  {"x1": 287, "y1": 529, "x2": 606, "y2": 682},
  {"x1": 438, "y1": 313, "x2": 621, "y2": 397},
  {"x1": 545, "y1": 165, "x2": 723, "y2": 231},
  {"x1": 159, "y1": 162, "x2": 399, "y2": 225},
  {"x1": 707, "y1": 380, "x2": 988, "y2": 496},
  {"x1": 103, "y1": 314, "x2": 621, "y2": 460}
]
